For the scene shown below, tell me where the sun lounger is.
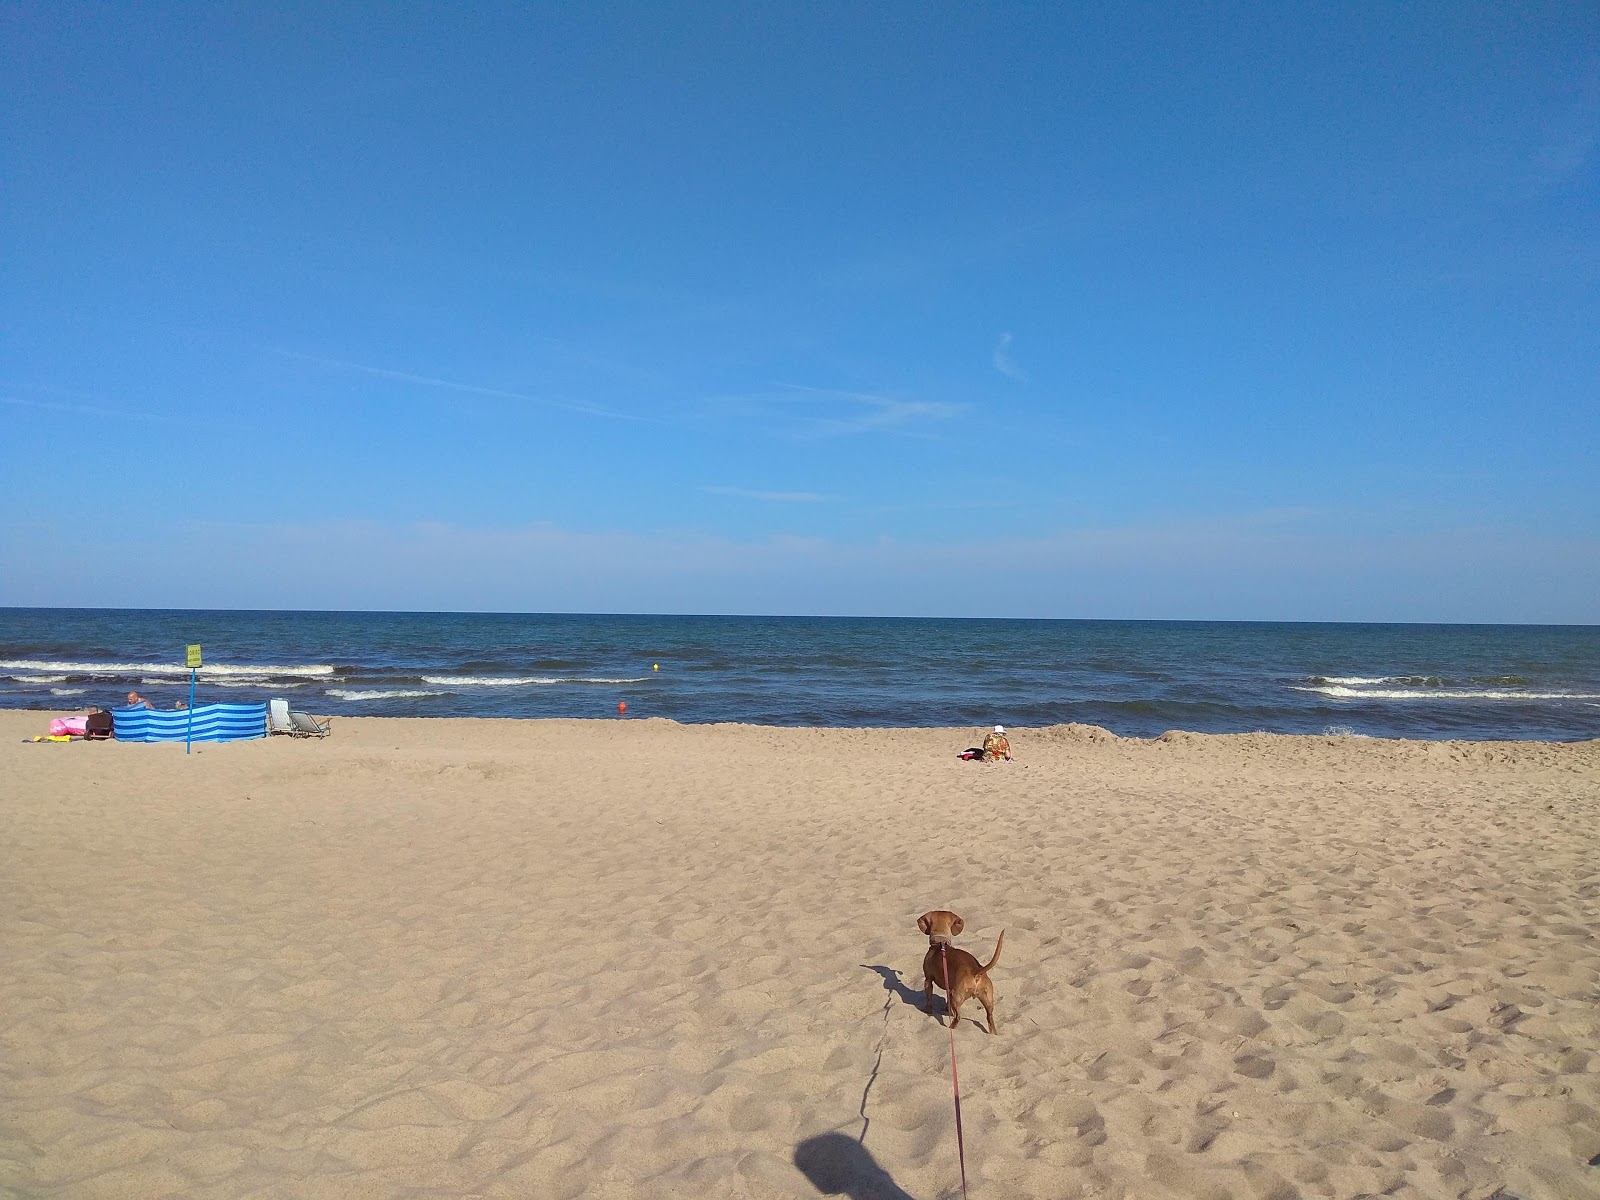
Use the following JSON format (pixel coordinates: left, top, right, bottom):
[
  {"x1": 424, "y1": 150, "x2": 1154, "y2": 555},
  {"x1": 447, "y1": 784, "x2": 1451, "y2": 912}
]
[
  {"x1": 268, "y1": 698, "x2": 294, "y2": 735},
  {"x1": 289, "y1": 710, "x2": 331, "y2": 738}
]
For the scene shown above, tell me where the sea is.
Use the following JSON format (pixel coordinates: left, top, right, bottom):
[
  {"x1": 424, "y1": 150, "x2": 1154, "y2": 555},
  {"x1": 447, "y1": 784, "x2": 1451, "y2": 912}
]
[{"x1": 1, "y1": 609, "x2": 1597, "y2": 742}]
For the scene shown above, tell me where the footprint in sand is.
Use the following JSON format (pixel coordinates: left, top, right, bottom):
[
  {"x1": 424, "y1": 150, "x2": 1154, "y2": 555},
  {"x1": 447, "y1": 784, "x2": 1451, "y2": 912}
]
[
  {"x1": 1030, "y1": 1095, "x2": 1107, "y2": 1146},
  {"x1": 1232, "y1": 1051, "x2": 1275, "y2": 1079}
]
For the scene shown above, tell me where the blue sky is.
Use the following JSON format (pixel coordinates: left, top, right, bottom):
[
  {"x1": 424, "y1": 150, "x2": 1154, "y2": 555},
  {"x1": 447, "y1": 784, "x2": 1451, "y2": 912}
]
[{"x1": 3, "y1": 2, "x2": 1596, "y2": 620}]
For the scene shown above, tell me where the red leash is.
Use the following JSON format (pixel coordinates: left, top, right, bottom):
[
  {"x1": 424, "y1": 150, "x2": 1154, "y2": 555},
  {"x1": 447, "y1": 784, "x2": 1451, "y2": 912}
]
[{"x1": 938, "y1": 942, "x2": 971, "y2": 1199}]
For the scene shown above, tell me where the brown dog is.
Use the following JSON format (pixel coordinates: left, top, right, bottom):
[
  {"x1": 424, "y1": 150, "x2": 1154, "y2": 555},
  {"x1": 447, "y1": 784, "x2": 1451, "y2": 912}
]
[{"x1": 918, "y1": 910, "x2": 1004, "y2": 1034}]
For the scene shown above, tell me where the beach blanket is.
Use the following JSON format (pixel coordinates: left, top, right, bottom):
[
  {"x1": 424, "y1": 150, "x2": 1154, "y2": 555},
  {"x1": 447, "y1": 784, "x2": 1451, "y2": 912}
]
[{"x1": 112, "y1": 702, "x2": 268, "y2": 743}]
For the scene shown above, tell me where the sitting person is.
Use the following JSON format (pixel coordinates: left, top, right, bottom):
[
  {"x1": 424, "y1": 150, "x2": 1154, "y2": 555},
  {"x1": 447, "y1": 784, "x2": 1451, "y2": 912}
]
[
  {"x1": 124, "y1": 691, "x2": 153, "y2": 709},
  {"x1": 982, "y1": 724, "x2": 1012, "y2": 761},
  {"x1": 174, "y1": 699, "x2": 187, "y2": 710}
]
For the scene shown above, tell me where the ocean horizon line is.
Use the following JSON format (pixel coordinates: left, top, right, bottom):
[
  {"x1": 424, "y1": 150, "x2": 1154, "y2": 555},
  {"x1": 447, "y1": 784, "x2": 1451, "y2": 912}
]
[{"x1": 3, "y1": 605, "x2": 1595, "y2": 629}]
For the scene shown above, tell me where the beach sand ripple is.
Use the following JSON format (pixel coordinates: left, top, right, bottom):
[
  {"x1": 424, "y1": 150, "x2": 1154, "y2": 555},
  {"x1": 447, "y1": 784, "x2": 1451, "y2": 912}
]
[{"x1": 2, "y1": 714, "x2": 1597, "y2": 1198}]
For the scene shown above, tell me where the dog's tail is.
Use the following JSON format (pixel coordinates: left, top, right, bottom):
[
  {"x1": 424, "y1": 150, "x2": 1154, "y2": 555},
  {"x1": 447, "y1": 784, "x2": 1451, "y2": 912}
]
[{"x1": 981, "y1": 929, "x2": 1004, "y2": 973}]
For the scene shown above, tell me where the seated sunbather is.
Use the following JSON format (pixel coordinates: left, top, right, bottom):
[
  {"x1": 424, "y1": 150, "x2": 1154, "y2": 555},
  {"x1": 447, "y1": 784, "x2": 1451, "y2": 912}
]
[{"x1": 982, "y1": 725, "x2": 1012, "y2": 762}]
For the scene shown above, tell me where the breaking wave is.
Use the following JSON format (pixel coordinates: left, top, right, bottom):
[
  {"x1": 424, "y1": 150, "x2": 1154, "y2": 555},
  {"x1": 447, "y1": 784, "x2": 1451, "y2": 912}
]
[
  {"x1": 418, "y1": 675, "x2": 650, "y2": 687},
  {"x1": 0, "y1": 658, "x2": 337, "y2": 678},
  {"x1": 327, "y1": 688, "x2": 447, "y2": 701},
  {"x1": 1297, "y1": 684, "x2": 1599, "y2": 702}
]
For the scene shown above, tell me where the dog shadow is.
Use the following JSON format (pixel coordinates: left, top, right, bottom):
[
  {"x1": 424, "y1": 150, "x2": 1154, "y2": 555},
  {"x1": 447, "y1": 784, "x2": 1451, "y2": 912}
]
[
  {"x1": 861, "y1": 964, "x2": 925, "y2": 1011},
  {"x1": 794, "y1": 1131, "x2": 915, "y2": 1199},
  {"x1": 862, "y1": 963, "x2": 967, "y2": 1025}
]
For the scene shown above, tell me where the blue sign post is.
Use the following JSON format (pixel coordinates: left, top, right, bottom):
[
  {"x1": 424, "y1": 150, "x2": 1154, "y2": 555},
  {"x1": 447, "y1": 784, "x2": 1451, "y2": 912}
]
[{"x1": 185, "y1": 644, "x2": 201, "y2": 754}]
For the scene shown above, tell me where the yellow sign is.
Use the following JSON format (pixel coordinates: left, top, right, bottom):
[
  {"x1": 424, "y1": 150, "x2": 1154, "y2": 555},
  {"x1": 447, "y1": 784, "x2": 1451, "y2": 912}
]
[{"x1": 186, "y1": 644, "x2": 202, "y2": 668}]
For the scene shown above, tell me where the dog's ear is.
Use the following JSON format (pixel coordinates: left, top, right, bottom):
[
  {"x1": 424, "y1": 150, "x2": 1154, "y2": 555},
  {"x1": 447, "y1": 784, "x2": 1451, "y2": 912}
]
[
  {"x1": 952, "y1": 915, "x2": 965, "y2": 935},
  {"x1": 917, "y1": 913, "x2": 932, "y2": 935}
]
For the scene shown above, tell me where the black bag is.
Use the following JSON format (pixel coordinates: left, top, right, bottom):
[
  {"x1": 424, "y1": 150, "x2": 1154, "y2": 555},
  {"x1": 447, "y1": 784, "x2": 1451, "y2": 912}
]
[{"x1": 85, "y1": 711, "x2": 114, "y2": 740}]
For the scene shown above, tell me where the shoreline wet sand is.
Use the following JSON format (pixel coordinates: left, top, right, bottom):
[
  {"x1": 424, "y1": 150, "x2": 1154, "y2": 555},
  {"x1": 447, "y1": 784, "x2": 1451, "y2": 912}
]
[{"x1": 3, "y1": 711, "x2": 1598, "y2": 1198}]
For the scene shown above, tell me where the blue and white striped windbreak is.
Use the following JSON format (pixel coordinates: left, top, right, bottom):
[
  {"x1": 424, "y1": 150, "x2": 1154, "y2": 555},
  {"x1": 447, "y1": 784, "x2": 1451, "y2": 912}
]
[{"x1": 112, "y1": 702, "x2": 267, "y2": 742}]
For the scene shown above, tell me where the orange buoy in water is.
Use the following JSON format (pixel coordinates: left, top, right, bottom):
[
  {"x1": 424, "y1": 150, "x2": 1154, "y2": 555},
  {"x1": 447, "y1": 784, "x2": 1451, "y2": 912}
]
[{"x1": 618, "y1": 701, "x2": 627, "y2": 714}]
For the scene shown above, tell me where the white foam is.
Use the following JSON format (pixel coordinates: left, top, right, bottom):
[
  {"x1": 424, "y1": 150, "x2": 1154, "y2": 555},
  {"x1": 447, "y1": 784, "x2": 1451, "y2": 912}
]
[
  {"x1": 419, "y1": 675, "x2": 649, "y2": 687},
  {"x1": 7, "y1": 674, "x2": 71, "y2": 683},
  {"x1": 0, "y1": 659, "x2": 337, "y2": 678},
  {"x1": 327, "y1": 689, "x2": 446, "y2": 701},
  {"x1": 1316, "y1": 676, "x2": 1392, "y2": 685},
  {"x1": 1296, "y1": 685, "x2": 1600, "y2": 702},
  {"x1": 51, "y1": 688, "x2": 87, "y2": 696}
]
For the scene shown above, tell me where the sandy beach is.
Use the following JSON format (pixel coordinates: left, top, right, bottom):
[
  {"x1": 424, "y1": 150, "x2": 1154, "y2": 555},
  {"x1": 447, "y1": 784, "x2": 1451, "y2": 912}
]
[{"x1": 2, "y1": 711, "x2": 1597, "y2": 1199}]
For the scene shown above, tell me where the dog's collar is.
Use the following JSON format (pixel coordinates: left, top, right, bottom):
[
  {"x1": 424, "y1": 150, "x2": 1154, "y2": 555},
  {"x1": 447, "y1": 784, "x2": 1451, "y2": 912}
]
[{"x1": 928, "y1": 933, "x2": 953, "y2": 945}]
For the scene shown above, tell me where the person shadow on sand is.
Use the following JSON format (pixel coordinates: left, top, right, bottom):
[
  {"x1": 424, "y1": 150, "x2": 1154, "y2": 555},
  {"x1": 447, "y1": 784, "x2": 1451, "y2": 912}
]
[{"x1": 794, "y1": 1132, "x2": 914, "y2": 1200}]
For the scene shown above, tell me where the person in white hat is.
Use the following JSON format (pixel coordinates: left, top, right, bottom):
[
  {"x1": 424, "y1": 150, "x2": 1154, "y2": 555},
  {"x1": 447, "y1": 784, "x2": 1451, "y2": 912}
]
[{"x1": 982, "y1": 724, "x2": 1012, "y2": 762}]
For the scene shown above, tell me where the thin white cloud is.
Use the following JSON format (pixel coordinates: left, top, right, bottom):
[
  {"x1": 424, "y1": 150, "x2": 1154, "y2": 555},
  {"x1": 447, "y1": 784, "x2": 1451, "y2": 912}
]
[
  {"x1": 273, "y1": 348, "x2": 650, "y2": 421},
  {"x1": 703, "y1": 486, "x2": 835, "y2": 503},
  {"x1": 0, "y1": 395, "x2": 186, "y2": 425},
  {"x1": 860, "y1": 497, "x2": 1024, "y2": 516},
  {"x1": 773, "y1": 384, "x2": 963, "y2": 438},
  {"x1": 992, "y1": 332, "x2": 1029, "y2": 383}
]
